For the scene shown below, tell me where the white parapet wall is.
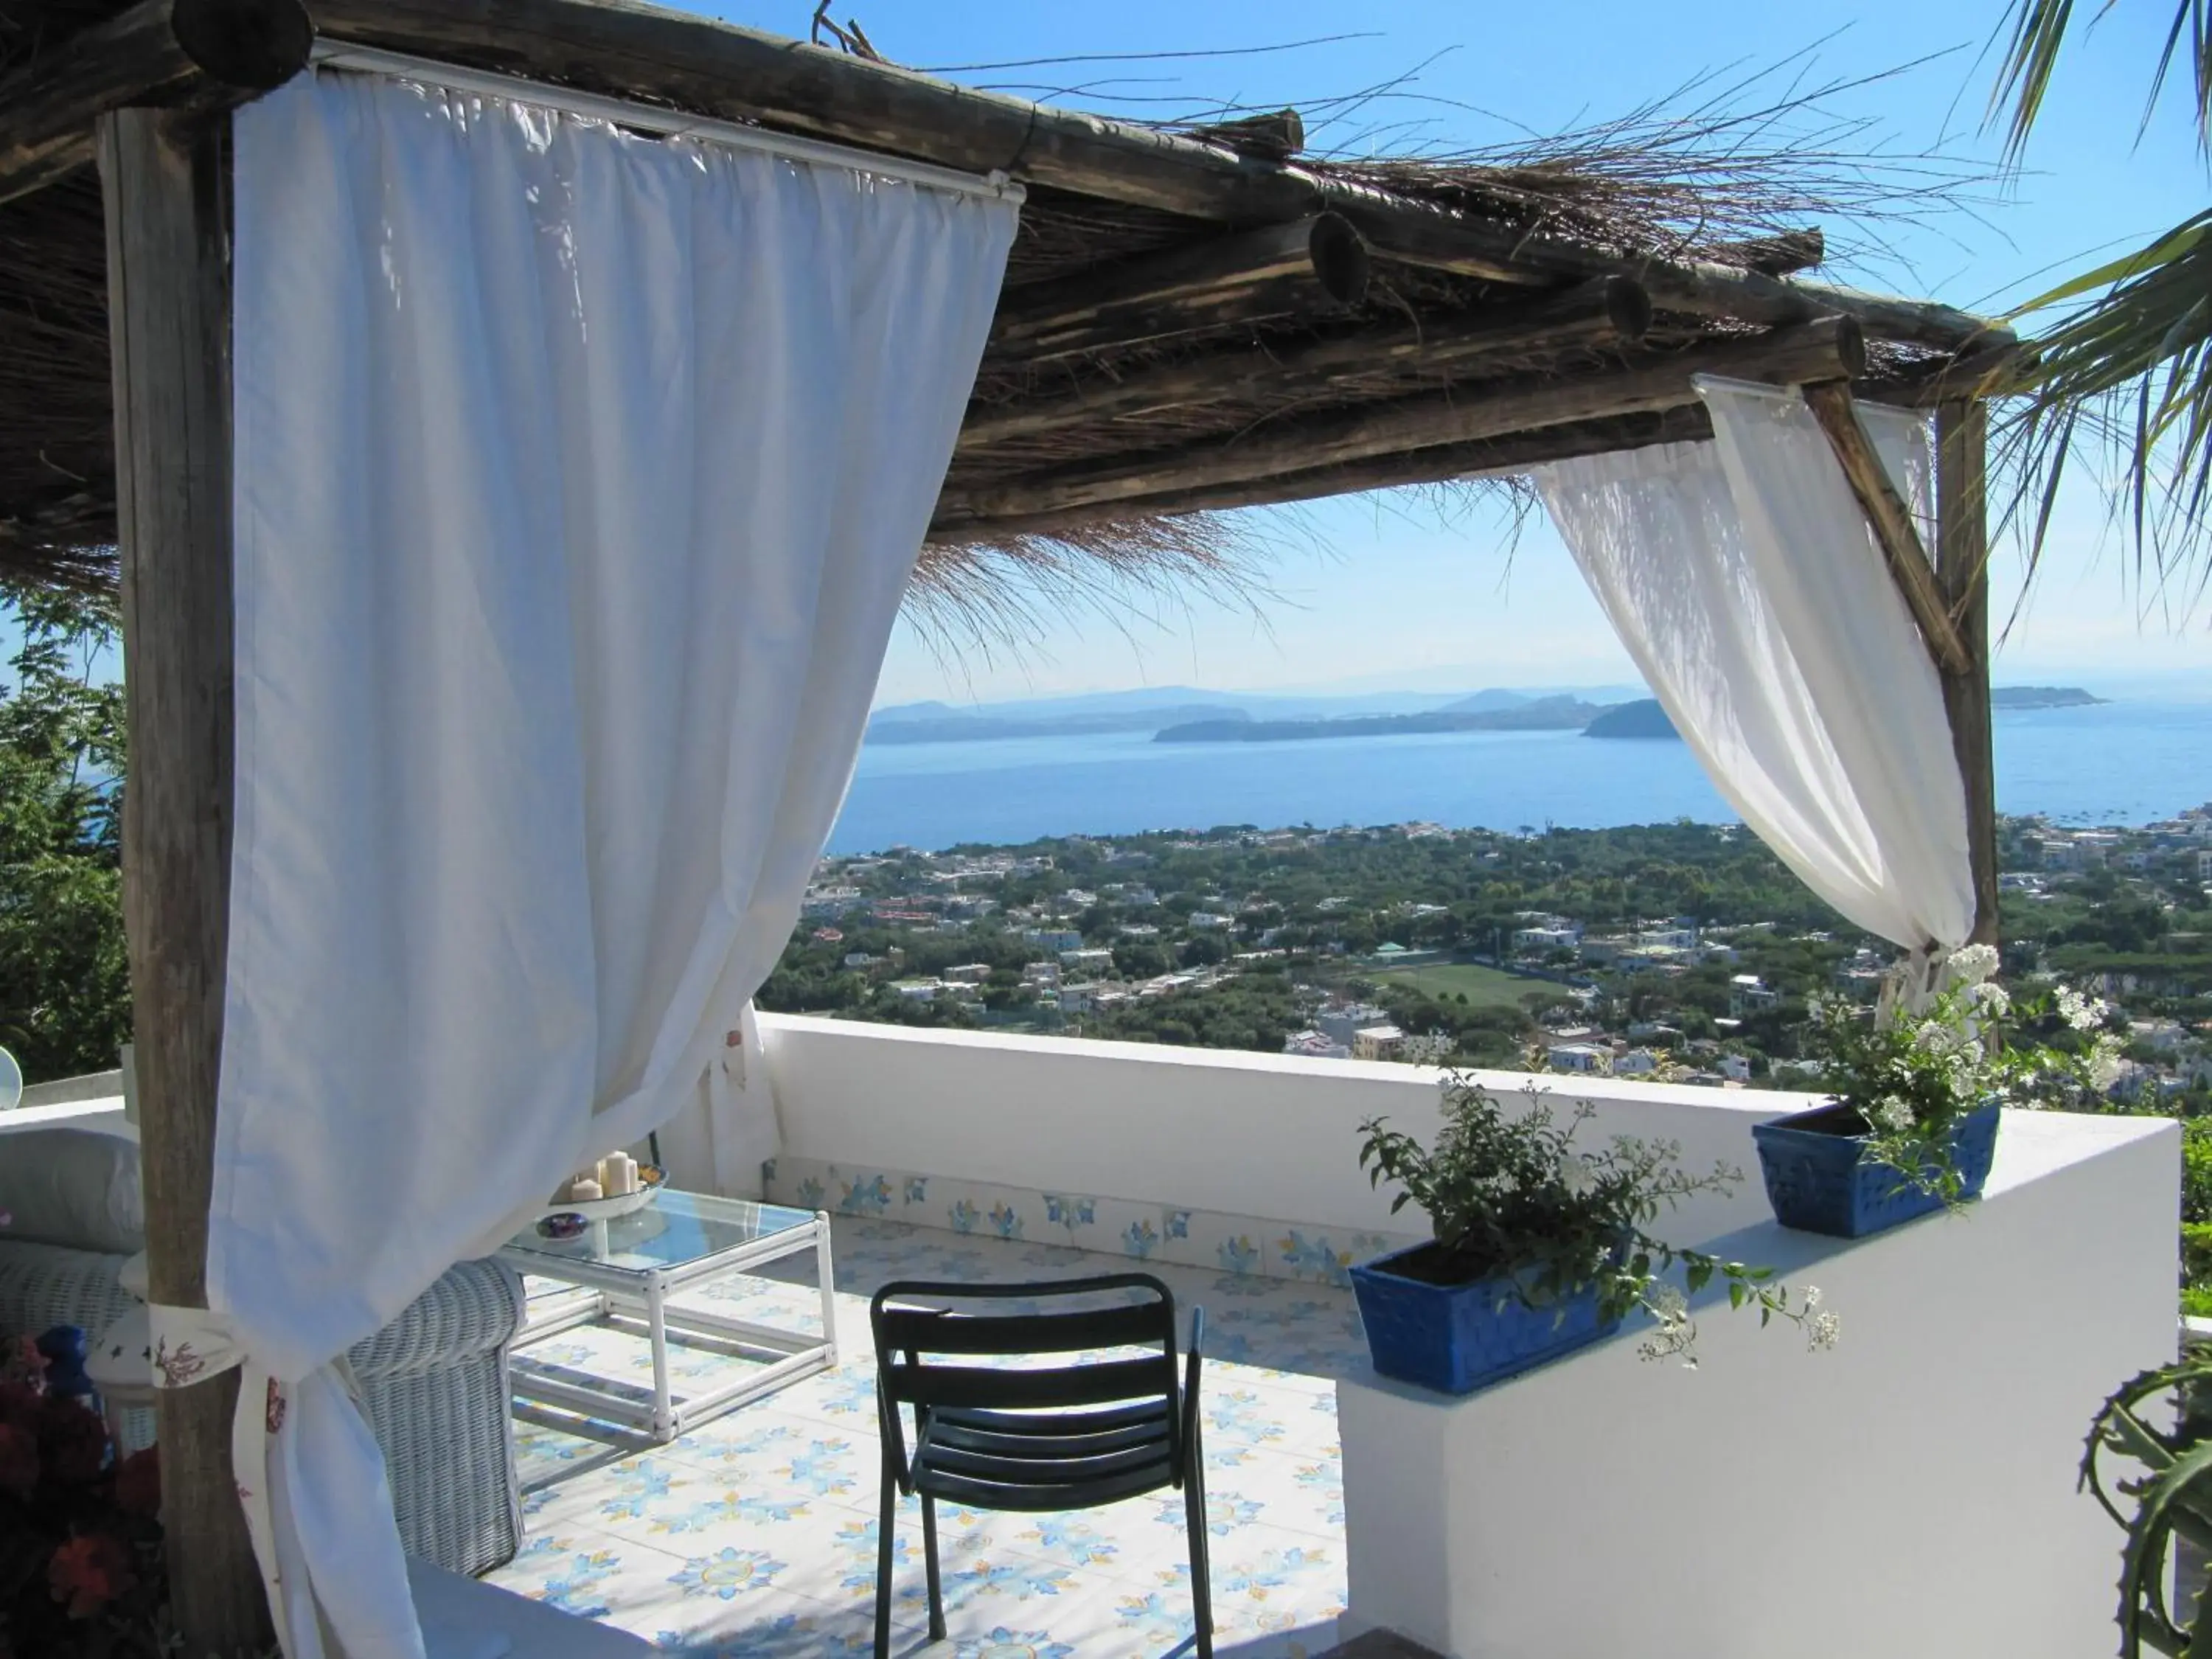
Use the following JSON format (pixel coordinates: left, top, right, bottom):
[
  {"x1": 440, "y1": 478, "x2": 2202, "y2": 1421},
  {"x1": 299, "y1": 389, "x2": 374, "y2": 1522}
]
[
  {"x1": 741, "y1": 1013, "x2": 1824, "y2": 1245},
  {"x1": 1336, "y1": 1108, "x2": 2179, "y2": 1659}
]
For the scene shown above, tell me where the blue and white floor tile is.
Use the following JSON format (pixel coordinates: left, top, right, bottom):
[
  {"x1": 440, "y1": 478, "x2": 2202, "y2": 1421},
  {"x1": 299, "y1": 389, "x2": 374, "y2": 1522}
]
[{"x1": 491, "y1": 1217, "x2": 1358, "y2": 1656}]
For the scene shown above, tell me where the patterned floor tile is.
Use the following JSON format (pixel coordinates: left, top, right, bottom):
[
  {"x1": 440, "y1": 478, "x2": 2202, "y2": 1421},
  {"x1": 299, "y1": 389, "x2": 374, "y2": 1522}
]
[{"x1": 503, "y1": 1217, "x2": 1355, "y2": 1657}]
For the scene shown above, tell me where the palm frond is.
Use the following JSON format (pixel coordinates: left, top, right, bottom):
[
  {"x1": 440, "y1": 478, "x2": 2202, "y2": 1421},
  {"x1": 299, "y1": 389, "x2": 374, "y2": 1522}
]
[
  {"x1": 1997, "y1": 207, "x2": 2212, "y2": 610},
  {"x1": 1990, "y1": 0, "x2": 2212, "y2": 161}
]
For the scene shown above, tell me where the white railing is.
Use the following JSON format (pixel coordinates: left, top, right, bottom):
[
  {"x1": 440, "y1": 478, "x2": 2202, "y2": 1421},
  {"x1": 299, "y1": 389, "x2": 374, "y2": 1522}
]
[{"x1": 751, "y1": 1012, "x2": 1817, "y2": 1245}]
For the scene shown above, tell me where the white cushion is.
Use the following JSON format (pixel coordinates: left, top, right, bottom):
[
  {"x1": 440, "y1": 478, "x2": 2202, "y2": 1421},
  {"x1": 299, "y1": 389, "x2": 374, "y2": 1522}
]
[{"x1": 0, "y1": 1127, "x2": 143, "y2": 1253}]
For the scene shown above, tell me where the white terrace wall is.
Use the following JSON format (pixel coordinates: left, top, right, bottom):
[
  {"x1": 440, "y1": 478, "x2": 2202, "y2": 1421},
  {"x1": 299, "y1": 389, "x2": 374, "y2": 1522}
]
[{"x1": 705, "y1": 1014, "x2": 1829, "y2": 1248}]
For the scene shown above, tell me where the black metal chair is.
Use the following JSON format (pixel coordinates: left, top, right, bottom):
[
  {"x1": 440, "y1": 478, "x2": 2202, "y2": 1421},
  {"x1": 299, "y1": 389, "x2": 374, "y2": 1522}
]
[{"x1": 869, "y1": 1272, "x2": 1211, "y2": 1659}]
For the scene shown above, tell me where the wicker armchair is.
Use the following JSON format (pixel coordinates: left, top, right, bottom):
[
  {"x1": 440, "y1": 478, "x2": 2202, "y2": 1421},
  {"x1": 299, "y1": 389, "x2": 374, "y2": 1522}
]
[{"x1": 0, "y1": 1240, "x2": 527, "y2": 1576}]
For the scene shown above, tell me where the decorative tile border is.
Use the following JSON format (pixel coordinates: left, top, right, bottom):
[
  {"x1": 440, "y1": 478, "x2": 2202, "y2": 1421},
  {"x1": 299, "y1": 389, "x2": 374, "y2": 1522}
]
[{"x1": 761, "y1": 1156, "x2": 1418, "y2": 1289}]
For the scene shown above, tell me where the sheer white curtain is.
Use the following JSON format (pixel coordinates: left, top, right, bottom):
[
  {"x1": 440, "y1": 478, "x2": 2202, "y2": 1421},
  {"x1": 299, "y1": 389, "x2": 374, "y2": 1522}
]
[
  {"x1": 1533, "y1": 375, "x2": 1974, "y2": 956},
  {"x1": 175, "y1": 68, "x2": 1017, "y2": 1659}
]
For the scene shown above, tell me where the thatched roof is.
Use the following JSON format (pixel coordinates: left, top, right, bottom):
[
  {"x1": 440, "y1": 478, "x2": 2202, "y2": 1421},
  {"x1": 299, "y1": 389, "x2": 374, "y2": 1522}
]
[{"x1": 0, "y1": 0, "x2": 2017, "y2": 620}]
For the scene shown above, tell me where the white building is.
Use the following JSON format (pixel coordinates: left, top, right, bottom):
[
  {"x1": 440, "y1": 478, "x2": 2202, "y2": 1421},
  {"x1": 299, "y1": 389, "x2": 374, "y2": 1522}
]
[
  {"x1": 1729, "y1": 975, "x2": 1780, "y2": 1017},
  {"x1": 941, "y1": 963, "x2": 990, "y2": 985},
  {"x1": 891, "y1": 980, "x2": 937, "y2": 1003},
  {"x1": 1188, "y1": 911, "x2": 1232, "y2": 930},
  {"x1": 1613, "y1": 1048, "x2": 1660, "y2": 1077},
  {"x1": 1024, "y1": 927, "x2": 1085, "y2": 953},
  {"x1": 1546, "y1": 1043, "x2": 1611, "y2": 1075},
  {"x1": 1061, "y1": 947, "x2": 1116, "y2": 973}
]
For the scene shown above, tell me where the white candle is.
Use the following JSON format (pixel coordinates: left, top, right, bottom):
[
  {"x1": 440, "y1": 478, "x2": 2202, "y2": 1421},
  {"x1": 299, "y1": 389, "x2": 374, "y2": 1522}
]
[
  {"x1": 594, "y1": 1156, "x2": 611, "y2": 1192},
  {"x1": 568, "y1": 1178, "x2": 602, "y2": 1202},
  {"x1": 605, "y1": 1152, "x2": 638, "y2": 1196}
]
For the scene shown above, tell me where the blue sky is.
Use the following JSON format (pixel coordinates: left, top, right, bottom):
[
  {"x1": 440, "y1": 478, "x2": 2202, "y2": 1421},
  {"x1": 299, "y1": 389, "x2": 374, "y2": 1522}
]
[{"x1": 684, "y1": 0, "x2": 2212, "y2": 705}]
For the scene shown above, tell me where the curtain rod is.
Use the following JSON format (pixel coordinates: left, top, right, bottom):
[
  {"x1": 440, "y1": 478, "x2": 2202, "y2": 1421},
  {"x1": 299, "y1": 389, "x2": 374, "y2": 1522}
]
[{"x1": 306, "y1": 42, "x2": 1025, "y2": 204}]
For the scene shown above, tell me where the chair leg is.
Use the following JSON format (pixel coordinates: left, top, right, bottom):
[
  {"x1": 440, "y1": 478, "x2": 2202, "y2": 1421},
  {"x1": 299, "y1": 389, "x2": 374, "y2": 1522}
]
[
  {"x1": 920, "y1": 1491, "x2": 947, "y2": 1641},
  {"x1": 1185, "y1": 1457, "x2": 1214, "y2": 1659},
  {"x1": 874, "y1": 1462, "x2": 897, "y2": 1659}
]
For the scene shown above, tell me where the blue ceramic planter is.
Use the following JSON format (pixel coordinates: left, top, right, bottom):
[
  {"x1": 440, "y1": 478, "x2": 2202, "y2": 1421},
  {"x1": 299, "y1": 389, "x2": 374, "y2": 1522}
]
[
  {"x1": 1753, "y1": 1100, "x2": 2001, "y2": 1239},
  {"x1": 1350, "y1": 1243, "x2": 1621, "y2": 1396}
]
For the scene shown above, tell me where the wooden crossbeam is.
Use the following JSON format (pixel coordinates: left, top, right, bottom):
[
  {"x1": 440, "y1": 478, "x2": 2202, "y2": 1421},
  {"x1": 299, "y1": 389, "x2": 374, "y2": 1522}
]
[
  {"x1": 964, "y1": 276, "x2": 1652, "y2": 448},
  {"x1": 988, "y1": 214, "x2": 1370, "y2": 363},
  {"x1": 0, "y1": 0, "x2": 312, "y2": 209},
  {"x1": 1801, "y1": 380, "x2": 1972, "y2": 678},
  {"x1": 938, "y1": 317, "x2": 1862, "y2": 528}
]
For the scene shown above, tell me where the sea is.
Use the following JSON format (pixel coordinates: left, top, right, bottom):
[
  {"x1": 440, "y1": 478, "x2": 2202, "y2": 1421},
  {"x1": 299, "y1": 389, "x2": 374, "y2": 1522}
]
[{"x1": 822, "y1": 698, "x2": 2212, "y2": 855}]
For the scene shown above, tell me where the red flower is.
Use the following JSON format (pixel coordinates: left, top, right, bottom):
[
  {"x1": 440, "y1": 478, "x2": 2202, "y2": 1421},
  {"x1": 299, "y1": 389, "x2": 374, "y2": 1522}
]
[
  {"x1": 0, "y1": 1379, "x2": 41, "y2": 1432},
  {"x1": 112, "y1": 1446, "x2": 160, "y2": 1518},
  {"x1": 34, "y1": 1395, "x2": 110, "y2": 1485},
  {"x1": 47, "y1": 1531, "x2": 136, "y2": 1617},
  {"x1": 0, "y1": 1420, "x2": 38, "y2": 1499}
]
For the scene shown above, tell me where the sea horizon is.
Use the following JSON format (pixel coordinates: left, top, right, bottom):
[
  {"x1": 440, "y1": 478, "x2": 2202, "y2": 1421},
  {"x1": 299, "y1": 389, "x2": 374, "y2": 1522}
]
[{"x1": 825, "y1": 695, "x2": 2212, "y2": 856}]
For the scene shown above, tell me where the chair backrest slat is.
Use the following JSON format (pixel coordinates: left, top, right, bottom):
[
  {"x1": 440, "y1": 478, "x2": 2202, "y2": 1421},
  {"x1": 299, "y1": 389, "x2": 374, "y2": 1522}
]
[
  {"x1": 875, "y1": 1297, "x2": 1169, "y2": 1356},
  {"x1": 883, "y1": 1354, "x2": 1172, "y2": 1412}
]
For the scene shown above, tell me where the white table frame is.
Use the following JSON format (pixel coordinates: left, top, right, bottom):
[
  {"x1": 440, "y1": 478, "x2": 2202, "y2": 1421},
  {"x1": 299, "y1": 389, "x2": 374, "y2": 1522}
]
[{"x1": 500, "y1": 1202, "x2": 837, "y2": 1444}]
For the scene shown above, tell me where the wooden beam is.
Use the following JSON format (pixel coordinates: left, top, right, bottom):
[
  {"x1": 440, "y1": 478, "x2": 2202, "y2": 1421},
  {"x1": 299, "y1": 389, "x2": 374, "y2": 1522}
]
[
  {"x1": 938, "y1": 316, "x2": 1862, "y2": 526},
  {"x1": 0, "y1": 0, "x2": 312, "y2": 208},
  {"x1": 1801, "y1": 380, "x2": 1972, "y2": 678},
  {"x1": 1185, "y1": 109, "x2": 1304, "y2": 161},
  {"x1": 1346, "y1": 205, "x2": 2006, "y2": 351},
  {"x1": 1937, "y1": 398, "x2": 1999, "y2": 945},
  {"x1": 301, "y1": 0, "x2": 2006, "y2": 349},
  {"x1": 989, "y1": 214, "x2": 1369, "y2": 362},
  {"x1": 963, "y1": 275, "x2": 1652, "y2": 448},
  {"x1": 1707, "y1": 227, "x2": 1824, "y2": 276},
  {"x1": 100, "y1": 106, "x2": 266, "y2": 1653},
  {"x1": 933, "y1": 406, "x2": 1716, "y2": 543}
]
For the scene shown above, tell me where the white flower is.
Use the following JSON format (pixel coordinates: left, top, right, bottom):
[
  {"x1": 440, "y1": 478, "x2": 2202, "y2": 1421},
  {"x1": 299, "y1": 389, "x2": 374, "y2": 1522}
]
[
  {"x1": 1637, "y1": 1283, "x2": 1697, "y2": 1366},
  {"x1": 2057, "y1": 987, "x2": 2109, "y2": 1032},
  {"x1": 1946, "y1": 943, "x2": 2000, "y2": 987},
  {"x1": 1801, "y1": 1284, "x2": 1822, "y2": 1309},
  {"x1": 1558, "y1": 1155, "x2": 1598, "y2": 1196},
  {"x1": 1966, "y1": 981, "x2": 2011, "y2": 1018},
  {"x1": 1646, "y1": 1283, "x2": 1687, "y2": 1321},
  {"x1": 1806, "y1": 1310, "x2": 1841, "y2": 1352},
  {"x1": 1871, "y1": 1096, "x2": 1916, "y2": 1133},
  {"x1": 2089, "y1": 1038, "x2": 2127, "y2": 1092}
]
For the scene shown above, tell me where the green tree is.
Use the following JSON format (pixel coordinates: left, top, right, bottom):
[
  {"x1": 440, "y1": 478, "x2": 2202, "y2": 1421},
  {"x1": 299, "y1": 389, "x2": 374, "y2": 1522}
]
[{"x1": 0, "y1": 591, "x2": 130, "y2": 1082}]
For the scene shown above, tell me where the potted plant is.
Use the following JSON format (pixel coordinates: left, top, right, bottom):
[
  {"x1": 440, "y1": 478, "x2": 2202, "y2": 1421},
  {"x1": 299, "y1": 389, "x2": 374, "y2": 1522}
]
[
  {"x1": 1352, "y1": 1074, "x2": 1832, "y2": 1395},
  {"x1": 2081, "y1": 1344, "x2": 2212, "y2": 1655},
  {"x1": 1754, "y1": 943, "x2": 2119, "y2": 1238}
]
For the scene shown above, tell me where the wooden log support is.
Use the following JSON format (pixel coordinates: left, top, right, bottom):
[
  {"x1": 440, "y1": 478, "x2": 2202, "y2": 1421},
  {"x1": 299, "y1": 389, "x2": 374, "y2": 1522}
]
[
  {"x1": 933, "y1": 406, "x2": 1717, "y2": 544},
  {"x1": 0, "y1": 0, "x2": 313, "y2": 209},
  {"x1": 964, "y1": 275, "x2": 1652, "y2": 448},
  {"x1": 939, "y1": 316, "x2": 1863, "y2": 528},
  {"x1": 302, "y1": 0, "x2": 2007, "y2": 351},
  {"x1": 1708, "y1": 227, "x2": 1824, "y2": 276},
  {"x1": 988, "y1": 214, "x2": 1368, "y2": 362},
  {"x1": 1185, "y1": 109, "x2": 1304, "y2": 161},
  {"x1": 100, "y1": 107, "x2": 267, "y2": 1653},
  {"x1": 1937, "y1": 397, "x2": 2000, "y2": 945},
  {"x1": 1801, "y1": 380, "x2": 1972, "y2": 678}
]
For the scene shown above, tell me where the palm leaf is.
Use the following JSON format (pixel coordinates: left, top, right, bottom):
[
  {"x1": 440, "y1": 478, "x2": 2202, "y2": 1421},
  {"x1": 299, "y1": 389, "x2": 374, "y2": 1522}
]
[{"x1": 1990, "y1": 0, "x2": 2212, "y2": 162}]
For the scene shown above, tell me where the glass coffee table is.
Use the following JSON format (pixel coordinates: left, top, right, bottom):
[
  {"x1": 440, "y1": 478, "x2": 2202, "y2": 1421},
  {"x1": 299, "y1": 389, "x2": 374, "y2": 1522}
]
[{"x1": 498, "y1": 1190, "x2": 836, "y2": 1445}]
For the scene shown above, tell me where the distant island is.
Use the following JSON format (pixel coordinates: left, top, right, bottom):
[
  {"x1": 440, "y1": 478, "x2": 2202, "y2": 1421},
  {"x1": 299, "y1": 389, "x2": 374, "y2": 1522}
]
[
  {"x1": 1583, "y1": 699, "x2": 1680, "y2": 740},
  {"x1": 1154, "y1": 697, "x2": 1604, "y2": 744},
  {"x1": 1991, "y1": 686, "x2": 2104, "y2": 709}
]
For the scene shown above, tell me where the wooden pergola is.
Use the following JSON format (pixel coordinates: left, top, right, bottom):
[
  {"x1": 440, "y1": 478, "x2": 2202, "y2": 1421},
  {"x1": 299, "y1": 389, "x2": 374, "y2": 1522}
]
[{"x1": 0, "y1": 0, "x2": 2007, "y2": 1646}]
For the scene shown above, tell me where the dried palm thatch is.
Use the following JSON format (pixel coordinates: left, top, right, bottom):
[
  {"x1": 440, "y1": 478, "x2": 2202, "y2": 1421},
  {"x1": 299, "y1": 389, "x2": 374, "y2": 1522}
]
[{"x1": 0, "y1": 0, "x2": 2011, "y2": 655}]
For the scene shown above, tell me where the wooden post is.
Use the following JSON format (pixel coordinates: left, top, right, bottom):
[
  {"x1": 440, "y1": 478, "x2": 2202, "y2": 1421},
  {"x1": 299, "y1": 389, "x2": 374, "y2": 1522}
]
[
  {"x1": 1936, "y1": 397, "x2": 2000, "y2": 946},
  {"x1": 100, "y1": 106, "x2": 268, "y2": 1653}
]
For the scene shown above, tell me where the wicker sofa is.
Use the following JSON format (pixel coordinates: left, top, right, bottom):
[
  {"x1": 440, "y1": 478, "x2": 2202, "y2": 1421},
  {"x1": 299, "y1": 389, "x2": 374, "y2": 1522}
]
[{"x1": 0, "y1": 1235, "x2": 530, "y2": 1577}]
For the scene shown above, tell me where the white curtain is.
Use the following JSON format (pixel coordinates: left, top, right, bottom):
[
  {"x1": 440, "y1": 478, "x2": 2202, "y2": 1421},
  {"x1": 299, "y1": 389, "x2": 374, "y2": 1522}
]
[
  {"x1": 185, "y1": 68, "x2": 1017, "y2": 1659},
  {"x1": 1533, "y1": 375, "x2": 1974, "y2": 955}
]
